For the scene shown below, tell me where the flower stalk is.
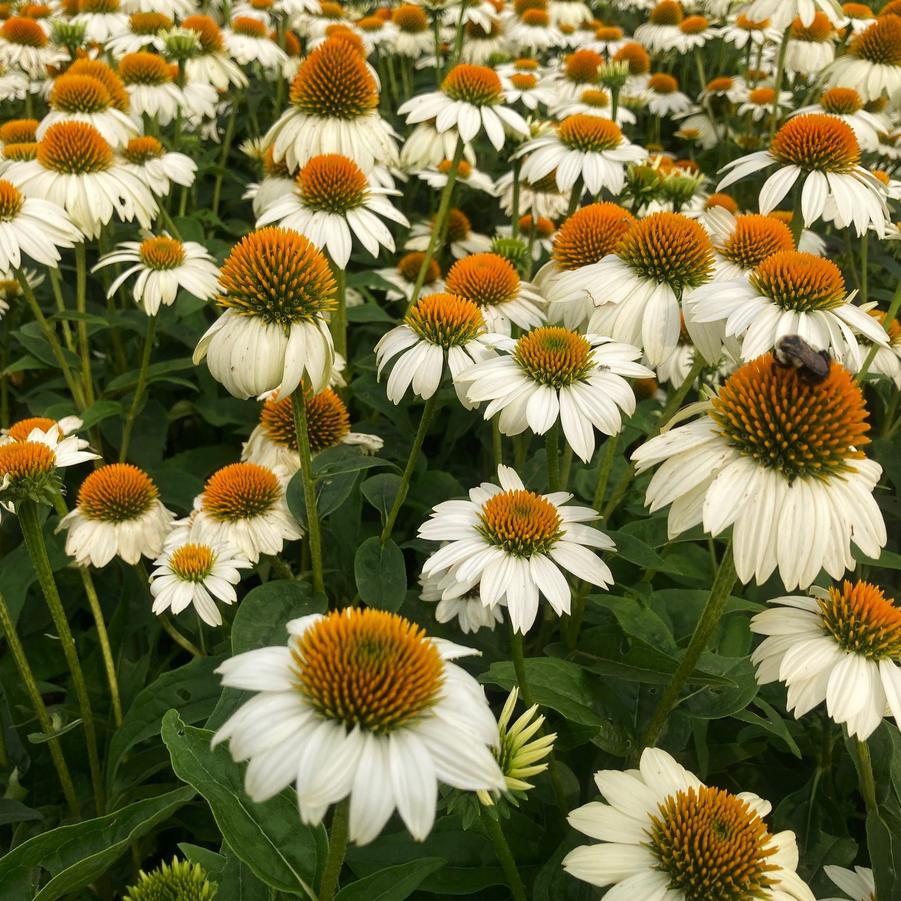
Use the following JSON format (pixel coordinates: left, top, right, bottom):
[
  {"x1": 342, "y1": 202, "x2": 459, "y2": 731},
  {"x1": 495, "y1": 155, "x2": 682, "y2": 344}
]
[
  {"x1": 318, "y1": 797, "x2": 350, "y2": 901},
  {"x1": 291, "y1": 387, "x2": 325, "y2": 594},
  {"x1": 119, "y1": 313, "x2": 158, "y2": 463}
]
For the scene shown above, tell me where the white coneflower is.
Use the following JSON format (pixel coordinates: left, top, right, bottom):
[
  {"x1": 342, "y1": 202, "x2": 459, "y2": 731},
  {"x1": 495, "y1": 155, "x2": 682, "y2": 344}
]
[
  {"x1": 182, "y1": 15, "x2": 249, "y2": 91},
  {"x1": 718, "y1": 113, "x2": 888, "y2": 237},
  {"x1": 743, "y1": 0, "x2": 843, "y2": 28},
  {"x1": 375, "y1": 291, "x2": 489, "y2": 405},
  {"x1": 224, "y1": 16, "x2": 288, "y2": 71},
  {"x1": 737, "y1": 85, "x2": 795, "y2": 122},
  {"x1": 118, "y1": 51, "x2": 183, "y2": 126},
  {"x1": 150, "y1": 536, "x2": 251, "y2": 627},
  {"x1": 265, "y1": 37, "x2": 397, "y2": 171},
  {"x1": 443, "y1": 251, "x2": 545, "y2": 336},
  {"x1": 506, "y1": 10, "x2": 566, "y2": 56},
  {"x1": 458, "y1": 328, "x2": 651, "y2": 462},
  {"x1": 1, "y1": 415, "x2": 83, "y2": 446},
  {"x1": 536, "y1": 202, "x2": 635, "y2": 330},
  {"x1": 256, "y1": 153, "x2": 407, "y2": 267},
  {"x1": 821, "y1": 865, "x2": 875, "y2": 901},
  {"x1": 676, "y1": 13, "x2": 719, "y2": 50},
  {"x1": 0, "y1": 178, "x2": 80, "y2": 271},
  {"x1": 564, "y1": 748, "x2": 815, "y2": 901},
  {"x1": 631, "y1": 354, "x2": 886, "y2": 589},
  {"x1": 400, "y1": 121, "x2": 475, "y2": 171},
  {"x1": 785, "y1": 12, "x2": 837, "y2": 76},
  {"x1": 419, "y1": 571, "x2": 505, "y2": 634},
  {"x1": 826, "y1": 15, "x2": 901, "y2": 104},
  {"x1": 418, "y1": 158, "x2": 495, "y2": 195},
  {"x1": 398, "y1": 63, "x2": 529, "y2": 152},
  {"x1": 389, "y1": 4, "x2": 433, "y2": 57},
  {"x1": 191, "y1": 461, "x2": 302, "y2": 563},
  {"x1": 792, "y1": 87, "x2": 887, "y2": 152},
  {"x1": 73, "y1": 0, "x2": 130, "y2": 44},
  {"x1": 105, "y1": 11, "x2": 173, "y2": 56},
  {"x1": 497, "y1": 169, "x2": 571, "y2": 221},
  {"x1": 194, "y1": 227, "x2": 336, "y2": 400},
  {"x1": 213, "y1": 608, "x2": 505, "y2": 843},
  {"x1": 587, "y1": 212, "x2": 715, "y2": 364},
  {"x1": 242, "y1": 389, "x2": 382, "y2": 475},
  {"x1": 850, "y1": 307, "x2": 901, "y2": 386},
  {"x1": 59, "y1": 463, "x2": 175, "y2": 567},
  {"x1": 517, "y1": 114, "x2": 646, "y2": 197},
  {"x1": 405, "y1": 207, "x2": 493, "y2": 259},
  {"x1": 645, "y1": 72, "x2": 693, "y2": 116},
  {"x1": 4, "y1": 121, "x2": 157, "y2": 240},
  {"x1": 751, "y1": 580, "x2": 901, "y2": 740},
  {"x1": 38, "y1": 72, "x2": 139, "y2": 149},
  {"x1": 94, "y1": 235, "x2": 219, "y2": 315},
  {"x1": 0, "y1": 17, "x2": 67, "y2": 78},
  {"x1": 374, "y1": 252, "x2": 445, "y2": 303},
  {"x1": 120, "y1": 136, "x2": 197, "y2": 197},
  {"x1": 419, "y1": 464, "x2": 615, "y2": 633},
  {"x1": 685, "y1": 251, "x2": 889, "y2": 366}
]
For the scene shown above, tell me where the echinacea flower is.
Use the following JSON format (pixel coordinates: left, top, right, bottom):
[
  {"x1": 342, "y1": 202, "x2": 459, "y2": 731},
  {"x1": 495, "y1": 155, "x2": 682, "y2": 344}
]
[
  {"x1": 405, "y1": 207, "x2": 492, "y2": 259},
  {"x1": 458, "y1": 328, "x2": 652, "y2": 462},
  {"x1": 94, "y1": 235, "x2": 219, "y2": 315},
  {"x1": 563, "y1": 747, "x2": 815, "y2": 901},
  {"x1": 398, "y1": 63, "x2": 529, "y2": 152},
  {"x1": 419, "y1": 571, "x2": 505, "y2": 634},
  {"x1": 793, "y1": 87, "x2": 887, "y2": 152},
  {"x1": 105, "y1": 11, "x2": 174, "y2": 57},
  {"x1": 0, "y1": 426, "x2": 98, "y2": 510},
  {"x1": 242, "y1": 389, "x2": 382, "y2": 475},
  {"x1": 265, "y1": 37, "x2": 397, "y2": 171},
  {"x1": 717, "y1": 113, "x2": 888, "y2": 237},
  {"x1": 0, "y1": 17, "x2": 67, "y2": 78},
  {"x1": 645, "y1": 72, "x2": 693, "y2": 116},
  {"x1": 536, "y1": 201, "x2": 636, "y2": 329},
  {"x1": 784, "y1": 12, "x2": 837, "y2": 76},
  {"x1": 59, "y1": 463, "x2": 175, "y2": 567},
  {"x1": 117, "y1": 51, "x2": 185, "y2": 127},
  {"x1": 517, "y1": 115, "x2": 646, "y2": 197},
  {"x1": 631, "y1": 354, "x2": 886, "y2": 589},
  {"x1": 743, "y1": 0, "x2": 843, "y2": 28},
  {"x1": 0, "y1": 178, "x2": 81, "y2": 271},
  {"x1": 256, "y1": 153, "x2": 408, "y2": 267},
  {"x1": 190, "y1": 461, "x2": 302, "y2": 563},
  {"x1": 821, "y1": 865, "x2": 876, "y2": 901},
  {"x1": 193, "y1": 227, "x2": 336, "y2": 399},
  {"x1": 72, "y1": 0, "x2": 129, "y2": 44},
  {"x1": 702, "y1": 208, "x2": 796, "y2": 281},
  {"x1": 224, "y1": 16, "x2": 288, "y2": 71},
  {"x1": 444, "y1": 252, "x2": 545, "y2": 335},
  {"x1": 150, "y1": 536, "x2": 251, "y2": 627},
  {"x1": 587, "y1": 212, "x2": 715, "y2": 364},
  {"x1": 39, "y1": 73, "x2": 139, "y2": 149},
  {"x1": 375, "y1": 251, "x2": 445, "y2": 302},
  {"x1": 5, "y1": 121, "x2": 157, "y2": 240},
  {"x1": 120, "y1": 136, "x2": 197, "y2": 197},
  {"x1": 1, "y1": 415, "x2": 83, "y2": 445},
  {"x1": 751, "y1": 580, "x2": 901, "y2": 740},
  {"x1": 375, "y1": 292, "x2": 488, "y2": 404},
  {"x1": 182, "y1": 15, "x2": 249, "y2": 91},
  {"x1": 634, "y1": 0, "x2": 685, "y2": 53},
  {"x1": 419, "y1": 464, "x2": 615, "y2": 633},
  {"x1": 825, "y1": 13, "x2": 901, "y2": 104},
  {"x1": 213, "y1": 608, "x2": 505, "y2": 844},
  {"x1": 685, "y1": 251, "x2": 889, "y2": 366}
]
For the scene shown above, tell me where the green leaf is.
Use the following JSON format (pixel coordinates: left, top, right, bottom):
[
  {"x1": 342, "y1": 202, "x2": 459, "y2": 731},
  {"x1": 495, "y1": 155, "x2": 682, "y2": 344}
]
[
  {"x1": 354, "y1": 536, "x2": 407, "y2": 611},
  {"x1": 313, "y1": 445, "x2": 395, "y2": 478},
  {"x1": 346, "y1": 303, "x2": 394, "y2": 323},
  {"x1": 105, "y1": 357, "x2": 195, "y2": 393},
  {"x1": 286, "y1": 468, "x2": 358, "y2": 528},
  {"x1": 27, "y1": 718, "x2": 82, "y2": 744},
  {"x1": 335, "y1": 858, "x2": 446, "y2": 900},
  {"x1": 481, "y1": 658, "x2": 602, "y2": 729},
  {"x1": 107, "y1": 655, "x2": 224, "y2": 795},
  {"x1": 853, "y1": 546, "x2": 901, "y2": 571},
  {"x1": 732, "y1": 697, "x2": 802, "y2": 758},
  {"x1": 162, "y1": 710, "x2": 325, "y2": 897},
  {"x1": 217, "y1": 844, "x2": 272, "y2": 901},
  {"x1": 605, "y1": 529, "x2": 686, "y2": 575},
  {"x1": 0, "y1": 787, "x2": 194, "y2": 901},
  {"x1": 360, "y1": 474, "x2": 403, "y2": 524},
  {"x1": 178, "y1": 843, "x2": 226, "y2": 880},
  {"x1": 79, "y1": 400, "x2": 123, "y2": 429},
  {"x1": 0, "y1": 799, "x2": 42, "y2": 827}
]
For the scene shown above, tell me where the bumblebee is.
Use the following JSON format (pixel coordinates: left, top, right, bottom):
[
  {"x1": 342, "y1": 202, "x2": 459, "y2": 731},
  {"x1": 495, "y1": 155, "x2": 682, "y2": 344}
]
[{"x1": 773, "y1": 335, "x2": 831, "y2": 384}]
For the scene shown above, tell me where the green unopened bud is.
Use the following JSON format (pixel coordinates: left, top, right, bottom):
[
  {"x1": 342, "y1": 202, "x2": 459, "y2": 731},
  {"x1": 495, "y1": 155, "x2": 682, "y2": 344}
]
[
  {"x1": 124, "y1": 857, "x2": 217, "y2": 901},
  {"x1": 490, "y1": 236, "x2": 530, "y2": 275},
  {"x1": 162, "y1": 27, "x2": 201, "y2": 61},
  {"x1": 50, "y1": 20, "x2": 86, "y2": 50},
  {"x1": 660, "y1": 171, "x2": 704, "y2": 207},
  {"x1": 478, "y1": 687, "x2": 556, "y2": 806},
  {"x1": 597, "y1": 60, "x2": 629, "y2": 91}
]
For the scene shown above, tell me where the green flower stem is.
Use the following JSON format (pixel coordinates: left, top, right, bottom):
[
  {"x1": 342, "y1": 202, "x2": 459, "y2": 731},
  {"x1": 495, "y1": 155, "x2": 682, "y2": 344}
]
[
  {"x1": 18, "y1": 499, "x2": 105, "y2": 814},
  {"x1": 565, "y1": 175, "x2": 583, "y2": 218},
  {"x1": 790, "y1": 188, "x2": 804, "y2": 247},
  {"x1": 480, "y1": 807, "x2": 528, "y2": 901},
  {"x1": 855, "y1": 738, "x2": 879, "y2": 817},
  {"x1": 510, "y1": 158, "x2": 522, "y2": 237},
  {"x1": 381, "y1": 392, "x2": 438, "y2": 543},
  {"x1": 119, "y1": 313, "x2": 157, "y2": 463},
  {"x1": 491, "y1": 419, "x2": 503, "y2": 470},
  {"x1": 328, "y1": 255, "x2": 348, "y2": 361},
  {"x1": 592, "y1": 433, "x2": 620, "y2": 513},
  {"x1": 409, "y1": 137, "x2": 465, "y2": 306},
  {"x1": 211, "y1": 93, "x2": 240, "y2": 220},
  {"x1": 450, "y1": 0, "x2": 468, "y2": 67},
  {"x1": 291, "y1": 387, "x2": 325, "y2": 595},
  {"x1": 0, "y1": 590, "x2": 81, "y2": 817},
  {"x1": 510, "y1": 627, "x2": 533, "y2": 707},
  {"x1": 860, "y1": 232, "x2": 869, "y2": 305},
  {"x1": 656, "y1": 354, "x2": 705, "y2": 433},
  {"x1": 857, "y1": 280, "x2": 901, "y2": 382},
  {"x1": 318, "y1": 797, "x2": 350, "y2": 901},
  {"x1": 158, "y1": 612, "x2": 205, "y2": 658},
  {"x1": 74, "y1": 243, "x2": 95, "y2": 408},
  {"x1": 431, "y1": 11, "x2": 442, "y2": 84},
  {"x1": 545, "y1": 422, "x2": 561, "y2": 492},
  {"x1": 48, "y1": 266, "x2": 75, "y2": 353},
  {"x1": 769, "y1": 26, "x2": 791, "y2": 140},
  {"x1": 51, "y1": 494, "x2": 122, "y2": 727},
  {"x1": 17, "y1": 271, "x2": 85, "y2": 411},
  {"x1": 637, "y1": 542, "x2": 737, "y2": 757}
]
